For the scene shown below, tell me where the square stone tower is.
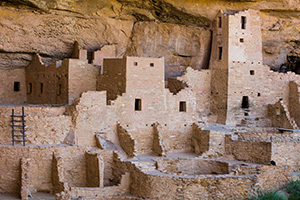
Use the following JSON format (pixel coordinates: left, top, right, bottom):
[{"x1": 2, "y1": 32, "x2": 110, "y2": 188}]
[{"x1": 210, "y1": 10, "x2": 265, "y2": 125}]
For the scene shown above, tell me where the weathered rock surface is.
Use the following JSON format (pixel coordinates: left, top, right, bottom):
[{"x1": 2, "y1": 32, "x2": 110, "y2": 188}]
[{"x1": 1, "y1": 0, "x2": 300, "y2": 77}]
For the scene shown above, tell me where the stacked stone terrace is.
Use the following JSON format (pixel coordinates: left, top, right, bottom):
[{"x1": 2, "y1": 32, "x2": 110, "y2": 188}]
[{"x1": 1, "y1": 9, "x2": 300, "y2": 200}]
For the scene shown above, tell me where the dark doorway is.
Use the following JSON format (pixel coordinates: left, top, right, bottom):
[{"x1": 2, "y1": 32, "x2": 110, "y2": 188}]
[{"x1": 242, "y1": 96, "x2": 249, "y2": 109}]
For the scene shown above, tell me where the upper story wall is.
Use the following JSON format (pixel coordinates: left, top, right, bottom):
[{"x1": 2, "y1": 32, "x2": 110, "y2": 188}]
[
  {"x1": 126, "y1": 57, "x2": 165, "y2": 92},
  {"x1": 228, "y1": 9, "x2": 262, "y2": 64}
]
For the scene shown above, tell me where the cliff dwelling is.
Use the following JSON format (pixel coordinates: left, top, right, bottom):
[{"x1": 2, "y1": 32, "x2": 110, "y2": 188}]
[{"x1": 1, "y1": 6, "x2": 300, "y2": 200}]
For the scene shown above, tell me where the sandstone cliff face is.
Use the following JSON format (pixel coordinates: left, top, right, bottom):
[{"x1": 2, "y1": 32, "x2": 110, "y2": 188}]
[{"x1": 1, "y1": 0, "x2": 300, "y2": 77}]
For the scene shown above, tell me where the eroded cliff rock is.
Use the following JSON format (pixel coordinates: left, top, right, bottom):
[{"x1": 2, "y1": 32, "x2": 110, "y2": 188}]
[{"x1": 1, "y1": 0, "x2": 300, "y2": 77}]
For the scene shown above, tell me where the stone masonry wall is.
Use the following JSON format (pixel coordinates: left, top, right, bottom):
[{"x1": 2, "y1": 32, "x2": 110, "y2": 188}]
[
  {"x1": 0, "y1": 68, "x2": 26, "y2": 104},
  {"x1": 225, "y1": 135, "x2": 272, "y2": 164}
]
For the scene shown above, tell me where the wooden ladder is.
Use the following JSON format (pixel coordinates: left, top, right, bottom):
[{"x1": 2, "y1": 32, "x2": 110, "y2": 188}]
[{"x1": 11, "y1": 107, "x2": 26, "y2": 146}]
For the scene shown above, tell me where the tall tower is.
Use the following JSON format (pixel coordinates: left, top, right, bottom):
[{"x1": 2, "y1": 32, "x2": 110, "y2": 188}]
[{"x1": 210, "y1": 9, "x2": 264, "y2": 125}]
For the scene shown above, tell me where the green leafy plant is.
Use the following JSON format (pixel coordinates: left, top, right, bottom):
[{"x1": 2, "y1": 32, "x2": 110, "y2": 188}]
[
  {"x1": 286, "y1": 180, "x2": 300, "y2": 200},
  {"x1": 248, "y1": 190, "x2": 288, "y2": 200}
]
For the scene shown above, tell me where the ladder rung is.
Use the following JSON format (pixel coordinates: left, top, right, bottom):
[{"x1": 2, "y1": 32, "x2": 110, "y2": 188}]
[
  {"x1": 13, "y1": 130, "x2": 26, "y2": 132},
  {"x1": 11, "y1": 115, "x2": 26, "y2": 117},
  {"x1": 14, "y1": 135, "x2": 26, "y2": 137},
  {"x1": 13, "y1": 120, "x2": 26, "y2": 122},
  {"x1": 14, "y1": 140, "x2": 26, "y2": 142},
  {"x1": 13, "y1": 125, "x2": 24, "y2": 127}
]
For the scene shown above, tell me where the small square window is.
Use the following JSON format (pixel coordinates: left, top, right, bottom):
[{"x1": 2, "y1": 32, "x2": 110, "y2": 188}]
[
  {"x1": 258, "y1": 93, "x2": 261, "y2": 97},
  {"x1": 150, "y1": 63, "x2": 154, "y2": 67},
  {"x1": 135, "y1": 99, "x2": 141, "y2": 111},
  {"x1": 240, "y1": 38, "x2": 244, "y2": 43},
  {"x1": 133, "y1": 62, "x2": 138, "y2": 66},
  {"x1": 179, "y1": 101, "x2": 186, "y2": 112},
  {"x1": 14, "y1": 82, "x2": 20, "y2": 92},
  {"x1": 250, "y1": 70, "x2": 255, "y2": 75}
]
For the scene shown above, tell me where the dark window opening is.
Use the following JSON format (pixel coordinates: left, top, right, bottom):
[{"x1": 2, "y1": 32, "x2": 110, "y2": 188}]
[
  {"x1": 218, "y1": 47, "x2": 223, "y2": 60},
  {"x1": 27, "y1": 83, "x2": 32, "y2": 94},
  {"x1": 133, "y1": 62, "x2": 138, "y2": 66},
  {"x1": 14, "y1": 82, "x2": 20, "y2": 92},
  {"x1": 258, "y1": 93, "x2": 261, "y2": 97},
  {"x1": 87, "y1": 51, "x2": 93, "y2": 64},
  {"x1": 135, "y1": 99, "x2": 141, "y2": 111},
  {"x1": 250, "y1": 70, "x2": 255, "y2": 75},
  {"x1": 244, "y1": 112, "x2": 248, "y2": 116},
  {"x1": 242, "y1": 96, "x2": 249, "y2": 109},
  {"x1": 218, "y1": 17, "x2": 222, "y2": 28},
  {"x1": 57, "y1": 84, "x2": 62, "y2": 96},
  {"x1": 241, "y1": 16, "x2": 246, "y2": 29},
  {"x1": 40, "y1": 83, "x2": 43, "y2": 94},
  {"x1": 179, "y1": 101, "x2": 187, "y2": 112},
  {"x1": 150, "y1": 63, "x2": 154, "y2": 67},
  {"x1": 240, "y1": 38, "x2": 244, "y2": 43},
  {"x1": 270, "y1": 160, "x2": 276, "y2": 166}
]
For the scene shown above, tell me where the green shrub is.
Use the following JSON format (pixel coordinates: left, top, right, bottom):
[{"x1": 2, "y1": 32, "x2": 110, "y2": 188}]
[
  {"x1": 286, "y1": 180, "x2": 300, "y2": 200},
  {"x1": 248, "y1": 190, "x2": 288, "y2": 200}
]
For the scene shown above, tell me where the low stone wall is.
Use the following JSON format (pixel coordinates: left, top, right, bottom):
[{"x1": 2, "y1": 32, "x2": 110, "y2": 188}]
[
  {"x1": 225, "y1": 135, "x2": 272, "y2": 164},
  {"x1": 0, "y1": 109, "x2": 73, "y2": 145},
  {"x1": 0, "y1": 145, "x2": 86, "y2": 194},
  {"x1": 192, "y1": 124, "x2": 226, "y2": 157},
  {"x1": 156, "y1": 158, "x2": 229, "y2": 175}
]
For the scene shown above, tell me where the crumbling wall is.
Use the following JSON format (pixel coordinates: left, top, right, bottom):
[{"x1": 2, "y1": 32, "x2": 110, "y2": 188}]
[
  {"x1": 268, "y1": 100, "x2": 296, "y2": 129},
  {"x1": 225, "y1": 135, "x2": 272, "y2": 164},
  {"x1": 0, "y1": 68, "x2": 26, "y2": 104},
  {"x1": 152, "y1": 124, "x2": 167, "y2": 156},
  {"x1": 25, "y1": 54, "x2": 58, "y2": 104},
  {"x1": 117, "y1": 124, "x2": 136, "y2": 158},
  {"x1": 66, "y1": 91, "x2": 116, "y2": 147},
  {"x1": 191, "y1": 124, "x2": 210, "y2": 155}
]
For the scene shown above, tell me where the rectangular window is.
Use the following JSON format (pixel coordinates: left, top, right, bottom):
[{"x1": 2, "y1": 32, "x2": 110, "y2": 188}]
[
  {"x1": 40, "y1": 83, "x2": 43, "y2": 94},
  {"x1": 27, "y1": 83, "x2": 32, "y2": 94},
  {"x1": 179, "y1": 101, "x2": 186, "y2": 112},
  {"x1": 250, "y1": 70, "x2": 255, "y2": 75},
  {"x1": 14, "y1": 82, "x2": 20, "y2": 92},
  {"x1": 218, "y1": 47, "x2": 223, "y2": 60},
  {"x1": 240, "y1": 38, "x2": 244, "y2": 43},
  {"x1": 133, "y1": 62, "x2": 138, "y2": 66},
  {"x1": 57, "y1": 84, "x2": 62, "y2": 96},
  {"x1": 135, "y1": 99, "x2": 141, "y2": 111},
  {"x1": 218, "y1": 17, "x2": 222, "y2": 28},
  {"x1": 150, "y1": 63, "x2": 154, "y2": 67},
  {"x1": 241, "y1": 16, "x2": 246, "y2": 29}
]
